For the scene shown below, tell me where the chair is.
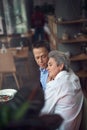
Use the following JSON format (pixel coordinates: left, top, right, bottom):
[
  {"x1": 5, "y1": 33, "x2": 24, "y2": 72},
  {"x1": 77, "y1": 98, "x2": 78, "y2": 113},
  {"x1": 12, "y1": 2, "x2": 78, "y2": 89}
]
[
  {"x1": 79, "y1": 97, "x2": 87, "y2": 130},
  {"x1": 0, "y1": 52, "x2": 20, "y2": 89},
  {"x1": 9, "y1": 47, "x2": 30, "y2": 79}
]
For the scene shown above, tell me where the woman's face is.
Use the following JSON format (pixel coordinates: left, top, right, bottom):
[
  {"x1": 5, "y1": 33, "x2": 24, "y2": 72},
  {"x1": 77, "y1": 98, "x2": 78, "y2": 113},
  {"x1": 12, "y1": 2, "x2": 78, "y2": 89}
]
[{"x1": 47, "y1": 57, "x2": 64, "y2": 79}]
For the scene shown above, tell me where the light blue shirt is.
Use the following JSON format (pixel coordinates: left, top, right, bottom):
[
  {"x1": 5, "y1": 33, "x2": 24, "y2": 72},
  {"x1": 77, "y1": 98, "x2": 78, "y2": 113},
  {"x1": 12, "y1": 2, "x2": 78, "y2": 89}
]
[{"x1": 40, "y1": 68, "x2": 48, "y2": 90}]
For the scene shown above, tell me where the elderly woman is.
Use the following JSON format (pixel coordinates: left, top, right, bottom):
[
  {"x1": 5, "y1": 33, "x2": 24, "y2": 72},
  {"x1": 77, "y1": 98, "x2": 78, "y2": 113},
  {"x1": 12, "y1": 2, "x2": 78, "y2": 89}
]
[{"x1": 41, "y1": 50, "x2": 84, "y2": 130}]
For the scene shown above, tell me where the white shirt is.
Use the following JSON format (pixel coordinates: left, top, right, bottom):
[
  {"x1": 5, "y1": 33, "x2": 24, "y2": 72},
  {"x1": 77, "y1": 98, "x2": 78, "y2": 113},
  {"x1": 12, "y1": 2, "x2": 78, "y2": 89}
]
[{"x1": 41, "y1": 71, "x2": 84, "y2": 130}]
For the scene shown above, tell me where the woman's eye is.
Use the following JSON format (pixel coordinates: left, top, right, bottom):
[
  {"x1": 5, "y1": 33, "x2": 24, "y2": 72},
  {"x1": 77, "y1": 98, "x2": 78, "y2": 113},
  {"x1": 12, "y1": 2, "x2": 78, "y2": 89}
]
[{"x1": 49, "y1": 64, "x2": 52, "y2": 67}]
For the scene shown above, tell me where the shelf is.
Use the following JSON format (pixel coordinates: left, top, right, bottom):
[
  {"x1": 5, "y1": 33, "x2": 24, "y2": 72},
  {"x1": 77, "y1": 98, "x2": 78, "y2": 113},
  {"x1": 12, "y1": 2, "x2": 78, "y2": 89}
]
[
  {"x1": 58, "y1": 37, "x2": 87, "y2": 43},
  {"x1": 70, "y1": 53, "x2": 87, "y2": 61},
  {"x1": 56, "y1": 19, "x2": 87, "y2": 25},
  {"x1": 76, "y1": 70, "x2": 87, "y2": 78},
  {"x1": 56, "y1": 17, "x2": 87, "y2": 78}
]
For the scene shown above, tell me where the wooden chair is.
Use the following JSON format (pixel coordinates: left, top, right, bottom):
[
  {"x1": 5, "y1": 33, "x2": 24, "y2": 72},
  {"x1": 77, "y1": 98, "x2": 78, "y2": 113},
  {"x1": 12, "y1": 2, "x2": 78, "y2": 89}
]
[
  {"x1": 9, "y1": 47, "x2": 29, "y2": 76},
  {"x1": 0, "y1": 52, "x2": 20, "y2": 89}
]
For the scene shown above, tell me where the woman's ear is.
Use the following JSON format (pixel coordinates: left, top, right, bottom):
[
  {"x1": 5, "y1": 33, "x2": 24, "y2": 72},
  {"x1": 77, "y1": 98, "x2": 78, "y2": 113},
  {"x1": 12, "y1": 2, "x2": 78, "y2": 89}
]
[{"x1": 59, "y1": 63, "x2": 64, "y2": 71}]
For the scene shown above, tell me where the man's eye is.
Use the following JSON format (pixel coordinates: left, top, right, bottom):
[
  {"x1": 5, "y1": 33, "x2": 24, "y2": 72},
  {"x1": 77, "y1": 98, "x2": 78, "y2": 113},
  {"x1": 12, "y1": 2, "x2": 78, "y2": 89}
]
[
  {"x1": 42, "y1": 56, "x2": 45, "y2": 58},
  {"x1": 36, "y1": 57, "x2": 39, "y2": 60},
  {"x1": 42, "y1": 55, "x2": 46, "y2": 58}
]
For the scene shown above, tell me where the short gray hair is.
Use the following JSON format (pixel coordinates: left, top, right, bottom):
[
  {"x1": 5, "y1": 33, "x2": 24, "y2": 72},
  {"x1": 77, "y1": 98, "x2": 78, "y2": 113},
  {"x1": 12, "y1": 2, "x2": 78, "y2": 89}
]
[{"x1": 48, "y1": 50, "x2": 70, "y2": 71}]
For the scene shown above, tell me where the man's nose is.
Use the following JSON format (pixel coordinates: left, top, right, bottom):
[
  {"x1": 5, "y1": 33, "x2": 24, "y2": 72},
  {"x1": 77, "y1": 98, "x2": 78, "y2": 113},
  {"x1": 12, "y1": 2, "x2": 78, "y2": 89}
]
[{"x1": 39, "y1": 57, "x2": 43, "y2": 62}]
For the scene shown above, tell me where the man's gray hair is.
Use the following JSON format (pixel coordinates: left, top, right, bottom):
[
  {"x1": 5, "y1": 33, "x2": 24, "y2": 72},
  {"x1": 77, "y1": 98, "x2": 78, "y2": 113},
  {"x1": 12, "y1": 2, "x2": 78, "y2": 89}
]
[{"x1": 48, "y1": 50, "x2": 70, "y2": 71}]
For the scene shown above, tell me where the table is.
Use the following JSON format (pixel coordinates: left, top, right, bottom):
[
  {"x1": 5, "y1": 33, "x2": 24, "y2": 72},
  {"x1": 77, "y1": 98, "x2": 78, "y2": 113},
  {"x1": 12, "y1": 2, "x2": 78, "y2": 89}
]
[
  {"x1": 0, "y1": 52, "x2": 20, "y2": 89},
  {"x1": 8, "y1": 47, "x2": 29, "y2": 58},
  {"x1": 0, "y1": 31, "x2": 33, "y2": 48}
]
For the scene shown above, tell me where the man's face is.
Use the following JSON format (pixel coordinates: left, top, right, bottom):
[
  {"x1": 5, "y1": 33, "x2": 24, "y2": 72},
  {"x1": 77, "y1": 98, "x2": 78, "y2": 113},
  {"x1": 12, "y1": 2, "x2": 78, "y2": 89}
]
[{"x1": 33, "y1": 47, "x2": 49, "y2": 69}]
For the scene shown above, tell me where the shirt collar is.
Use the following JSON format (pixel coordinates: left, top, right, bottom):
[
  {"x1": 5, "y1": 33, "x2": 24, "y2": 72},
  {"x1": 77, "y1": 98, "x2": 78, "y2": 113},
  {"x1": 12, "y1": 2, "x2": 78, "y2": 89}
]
[
  {"x1": 54, "y1": 71, "x2": 68, "y2": 80},
  {"x1": 40, "y1": 67, "x2": 47, "y2": 72}
]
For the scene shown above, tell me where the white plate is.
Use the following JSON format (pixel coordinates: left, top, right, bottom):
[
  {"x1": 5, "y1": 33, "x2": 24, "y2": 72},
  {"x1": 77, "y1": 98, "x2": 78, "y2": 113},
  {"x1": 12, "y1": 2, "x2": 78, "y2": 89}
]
[{"x1": 0, "y1": 89, "x2": 17, "y2": 102}]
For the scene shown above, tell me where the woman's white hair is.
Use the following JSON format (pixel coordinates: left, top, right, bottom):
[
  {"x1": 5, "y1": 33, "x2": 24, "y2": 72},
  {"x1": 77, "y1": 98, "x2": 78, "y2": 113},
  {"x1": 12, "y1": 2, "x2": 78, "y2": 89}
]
[{"x1": 48, "y1": 50, "x2": 70, "y2": 71}]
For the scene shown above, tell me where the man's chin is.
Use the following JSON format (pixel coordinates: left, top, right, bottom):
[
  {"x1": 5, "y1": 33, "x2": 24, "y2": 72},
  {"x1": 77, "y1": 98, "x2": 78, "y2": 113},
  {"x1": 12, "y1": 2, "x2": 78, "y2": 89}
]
[
  {"x1": 40, "y1": 67, "x2": 45, "y2": 69},
  {"x1": 40, "y1": 65, "x2": 46, "y2": 69}
]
